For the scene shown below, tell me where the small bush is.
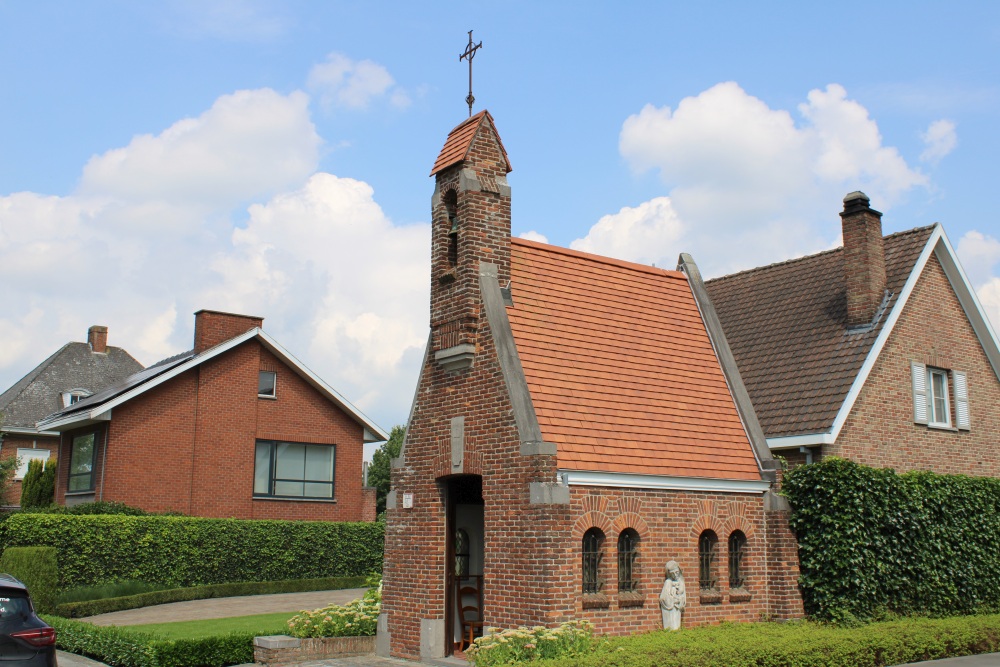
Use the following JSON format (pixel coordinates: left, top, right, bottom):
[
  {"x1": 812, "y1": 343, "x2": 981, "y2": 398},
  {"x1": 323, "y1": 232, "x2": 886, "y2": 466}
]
[
  {"x1": 19, "y1": 459, "x2": 46, "y2": 509},
  {"x1": 0, "y1": 546, "x2": 58, "y2": 613},
  {"x1": 25, "y1": 501, "x2": 151, "y2": 516},
  {"x1": 43, "y1": 615, "x2": 254, "y2": 667},
  {"x1": 286, "y1": 596, "x2": 380, "y2": 638},
  {"x1": 467, "y1": 621, "x2": 594, "y2": 667},
  {"x1": 55, "y1": 575, "x2": 367, "y2": 618},
  {"x1": 58, "y1": 580, "x2": 173, "y2": 605}
]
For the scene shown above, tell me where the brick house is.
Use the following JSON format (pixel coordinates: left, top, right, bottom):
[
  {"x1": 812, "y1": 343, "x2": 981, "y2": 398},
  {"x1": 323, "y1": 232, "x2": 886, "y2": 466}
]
[
  {"x1": 705, "y1": 193, "x2": 1000, "y2": 473},
  {"x1": 379, "y1": 112, "x2": 801, "y2": 660},
  {"x1": 0, "y1": 326, "x2": 143, "y2": 506},
  {"x1": 37, "y1": 310, "x2": 387, "y2": 521}
]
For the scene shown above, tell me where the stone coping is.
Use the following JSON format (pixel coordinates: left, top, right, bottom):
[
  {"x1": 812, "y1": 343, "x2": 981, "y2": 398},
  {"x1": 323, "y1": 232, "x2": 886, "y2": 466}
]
[{"x1": 254, "y1": 635, "x2": 376, "y2": 666}]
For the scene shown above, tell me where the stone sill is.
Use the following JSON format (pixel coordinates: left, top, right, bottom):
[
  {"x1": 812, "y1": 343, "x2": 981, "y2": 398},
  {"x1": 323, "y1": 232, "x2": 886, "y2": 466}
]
[
  {"x1": 254, "y1": 635, "x2": 374, "y2": 666},
  {"x1": 617, "y1": 591, "x2": 645, "y2": 608},
  {"x1": 582, "y1": 593, "x2": 610, "y2": 609},
  {"x1": 699, "y1": 590, "x2": 723, "y2": 605},
  {"x1": 253, "y1": 496, "x2": 338, "y2": 504},
  {"x1": 729, "y1": 589, "x2": 753, "y2": 604}
]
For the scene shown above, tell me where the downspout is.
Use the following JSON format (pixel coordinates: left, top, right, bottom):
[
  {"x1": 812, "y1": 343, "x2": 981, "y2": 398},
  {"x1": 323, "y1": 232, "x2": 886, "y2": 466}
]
[{"x1": 798, "y1": 446, "x2": 814, "y2": 465}]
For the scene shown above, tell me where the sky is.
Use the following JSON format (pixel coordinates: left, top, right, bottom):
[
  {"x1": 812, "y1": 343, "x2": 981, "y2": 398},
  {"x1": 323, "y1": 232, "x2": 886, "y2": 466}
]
[{"x1": 1, "y1": 1, "x2": 999, "y2": 457}]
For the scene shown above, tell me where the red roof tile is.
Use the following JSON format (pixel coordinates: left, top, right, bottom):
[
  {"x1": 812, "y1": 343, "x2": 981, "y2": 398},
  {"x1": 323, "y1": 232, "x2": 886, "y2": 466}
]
[
  {"x1": 508, "y1": 238, "x2": 762, "y2": 481},
  {"x1": 430, "y1": 110, "x2": 512, "y2": 176}
]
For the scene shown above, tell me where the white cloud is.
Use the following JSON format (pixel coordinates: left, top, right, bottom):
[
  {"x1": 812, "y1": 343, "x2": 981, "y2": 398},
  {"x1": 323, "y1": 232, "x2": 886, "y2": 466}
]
[
  {"x1": 308, "y1": 53, "x2": 410, "y2": 111},
  {"x1": 582, "y1": 82, "x2": 929, "y2": 277},
  {"x1": 518, "y1": 231, "x2": 548, "y2": 244},
  {"x1": 956, "y1": 230, "x2": 1000, "y2": 330},
  {"x1": 920, "y1": 119, "x2": 958, "y2": 164}
]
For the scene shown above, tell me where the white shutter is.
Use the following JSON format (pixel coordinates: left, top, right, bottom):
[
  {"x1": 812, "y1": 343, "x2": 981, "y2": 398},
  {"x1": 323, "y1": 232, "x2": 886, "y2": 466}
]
[
  {"x1": 953, "y1": 370, "x2": 970, "y2": 430},
  {"x1": 911, "y1": 361, "x2": 928, "y2": 424}
]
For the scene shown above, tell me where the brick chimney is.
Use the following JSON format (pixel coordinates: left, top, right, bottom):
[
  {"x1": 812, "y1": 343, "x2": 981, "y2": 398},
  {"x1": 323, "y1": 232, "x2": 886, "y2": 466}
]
[
  {"x1": 193, "y1": 310, "x2": 263, "y2": 353},
  {"x1": 88, "y1": 325, "x2": 108, "y2": 353},
  {"x1": 841, "y1": 191, "x2": 887, "y2": 328}
]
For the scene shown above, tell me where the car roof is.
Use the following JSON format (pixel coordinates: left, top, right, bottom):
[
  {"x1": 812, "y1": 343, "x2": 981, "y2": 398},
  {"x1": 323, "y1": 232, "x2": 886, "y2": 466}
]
[{"x1": 0, "y1": 574, "x2": 27, "y2": 591}]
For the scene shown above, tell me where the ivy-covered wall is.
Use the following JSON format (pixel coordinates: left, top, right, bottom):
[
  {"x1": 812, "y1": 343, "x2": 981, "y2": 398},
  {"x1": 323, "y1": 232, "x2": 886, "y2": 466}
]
[
  {"x1": 1, "y1": 514, "x2": 384, "y2": 589},
  {"x1": 783, "y1": 458, "x2": 1000, "y2": 621}
]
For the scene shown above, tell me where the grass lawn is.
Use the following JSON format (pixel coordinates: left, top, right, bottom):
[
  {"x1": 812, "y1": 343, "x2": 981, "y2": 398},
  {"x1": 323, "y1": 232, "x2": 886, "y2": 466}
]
[{"x1": 119, "y1": 612, "x2": 296, "y2": 640}]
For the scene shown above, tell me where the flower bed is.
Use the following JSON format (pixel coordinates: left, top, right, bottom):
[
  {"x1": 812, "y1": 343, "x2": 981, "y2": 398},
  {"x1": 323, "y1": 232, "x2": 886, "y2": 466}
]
[{"x1": 467, "y1": 621, "x2": 594, "y2": 667}]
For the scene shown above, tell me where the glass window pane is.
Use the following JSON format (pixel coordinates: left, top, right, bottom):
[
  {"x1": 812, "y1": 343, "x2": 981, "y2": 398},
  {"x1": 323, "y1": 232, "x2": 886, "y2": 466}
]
[
  {"x1": 304, "y1": 446, "x2": 334, "y2": 482},
  {"x1": 68, "y1": 474, "x2": 91, "y2": 492},
  {"x1": 274, "y1": 480, "x2": 304, "y2": 496},
  {"x1": 254, "y1": 443, "x2": 271, "y2": 495},
  {"x1": 258, "y1": 371, "x2": 276, "y2": 396},
  {"x1": 70, "y1": 434, "x2": 95, "y2": 476},
  {"x1": 303, "y1": 482, "x2": 333, "y2": 498},
  {"x1": 274, "y1": 443, "x2": 305, "y2": 480}
]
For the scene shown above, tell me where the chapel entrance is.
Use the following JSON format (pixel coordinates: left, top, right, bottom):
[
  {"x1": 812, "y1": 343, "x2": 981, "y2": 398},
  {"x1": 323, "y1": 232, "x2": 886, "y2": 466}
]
[{"x1": 443, "y1": 474, "x2": 484, "y2": 655}]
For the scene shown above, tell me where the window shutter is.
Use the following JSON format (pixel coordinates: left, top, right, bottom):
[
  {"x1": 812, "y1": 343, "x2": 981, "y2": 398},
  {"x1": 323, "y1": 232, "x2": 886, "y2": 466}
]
[
  {"x1": 911, "y1": 361, "x2": 928, "y2": 424},
  {"x1": 953, "y1": 370, "x2": 970, "y2": 430}
]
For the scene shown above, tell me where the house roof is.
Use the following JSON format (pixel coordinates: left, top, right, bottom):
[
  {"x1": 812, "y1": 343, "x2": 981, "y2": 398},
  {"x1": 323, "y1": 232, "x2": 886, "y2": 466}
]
[
  {"x1": 38, "y1": 329, "x2": 389, "y2": 443},
  {"x1": 430, "y1": 110, "x2": 512, "y2": 176},
  {"x1": 704, "y1": 225, "x2": 935, "y2": 440},
  {"x1": 506, "y1": 238, "x2": 763, "y2": 481},
  {"x1": 0, "y1": 342, "x2": 143, "y2": 432}
]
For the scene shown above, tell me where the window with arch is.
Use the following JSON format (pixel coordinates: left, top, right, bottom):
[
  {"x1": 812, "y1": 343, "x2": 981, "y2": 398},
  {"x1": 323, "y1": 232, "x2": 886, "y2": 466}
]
[
  {"x1": 582, "y1": 528, "x2": 605, "y2": 594},
  {"x1": 728, "y1": 531, "x2": 747, "y2": 589},
  {"x1": 698, "y1": 530, "x2": 719, "y2": 591},
  {"x1": 455, "y1": 528, "x2": 470, "y2": 577},
  {"x1": 444, "y1": 189, "x2": 459, "y2": 268},
  {"x1": 617, "y1": 529, "x2": 640, "y2": 592}
]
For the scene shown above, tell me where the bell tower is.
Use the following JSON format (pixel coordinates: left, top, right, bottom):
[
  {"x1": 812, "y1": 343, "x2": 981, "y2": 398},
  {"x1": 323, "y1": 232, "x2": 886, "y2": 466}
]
[{"x1": 428, "y1": 110, "x2": 513, "y2": 372}]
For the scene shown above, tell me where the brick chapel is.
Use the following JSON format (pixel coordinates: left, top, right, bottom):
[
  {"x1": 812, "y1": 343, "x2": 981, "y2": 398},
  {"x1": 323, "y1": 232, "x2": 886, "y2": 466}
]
[{"x1": 378, "y1": 111, "x2": 804, "y2": 660}]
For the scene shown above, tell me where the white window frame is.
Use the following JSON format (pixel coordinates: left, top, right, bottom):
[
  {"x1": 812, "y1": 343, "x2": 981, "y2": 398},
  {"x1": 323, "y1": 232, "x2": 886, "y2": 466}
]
[
  {"x1": 258, "y1": 371, "x2": 277, "y2": 399},
  {"x1": 926, "y1": 367, "x2": 951, "y2": 428},
  {"x1": 61, "y1": 389, "x2": 91, "y2": 408},
  {"x1": 14, "y1": 449, "x2": 50, "y2": 480}
]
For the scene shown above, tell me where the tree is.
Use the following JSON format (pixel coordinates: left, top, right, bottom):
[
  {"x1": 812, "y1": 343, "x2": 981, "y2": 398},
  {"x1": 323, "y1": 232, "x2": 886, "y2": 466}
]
[
  {"x1": 22, "y1": 458, "x2": 56, "y2": 509},
  {"x1": 369, "y1": 425, "x2": 405, "y2": 515}
]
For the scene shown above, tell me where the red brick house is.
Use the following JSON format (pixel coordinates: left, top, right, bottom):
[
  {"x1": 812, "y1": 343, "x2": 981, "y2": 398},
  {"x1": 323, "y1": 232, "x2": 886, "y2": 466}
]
[
  {"x1": 379, "y1": 112, "x2": 801, "y2": 660},
  {"x1": 0, "y1": 326, "x2": 143, "y2": 506},
  {"x1": 37, "y1": 310, "x2": 387, "y2": 521},
  {"x1": 705, "y1": 193, "x2": 1000, "y2": 474}
]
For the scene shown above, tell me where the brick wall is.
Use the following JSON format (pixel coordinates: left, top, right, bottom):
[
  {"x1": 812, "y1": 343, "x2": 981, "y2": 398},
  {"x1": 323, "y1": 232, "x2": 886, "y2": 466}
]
[
  {"x1": 829, "y1": 253, "x2": 1000, "y2": 475},
  {"x1": 53, "y1": 341, "x2": 371, "y2": 521},
  {"x1": 0, "y1": 434, "x2": 59, "y2": 506}
]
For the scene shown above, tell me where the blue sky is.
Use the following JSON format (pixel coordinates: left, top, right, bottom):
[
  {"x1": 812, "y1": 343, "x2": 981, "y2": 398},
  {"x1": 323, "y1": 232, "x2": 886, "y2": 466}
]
[{"x1": 1, "y1": 1, "x2": 999, "y2": 451}]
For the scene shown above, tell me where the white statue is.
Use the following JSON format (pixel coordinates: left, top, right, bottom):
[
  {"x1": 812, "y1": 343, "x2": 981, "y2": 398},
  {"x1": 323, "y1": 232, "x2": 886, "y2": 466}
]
[{"x1": 658, "y1": 560, "x2": 686, "y2": 630}]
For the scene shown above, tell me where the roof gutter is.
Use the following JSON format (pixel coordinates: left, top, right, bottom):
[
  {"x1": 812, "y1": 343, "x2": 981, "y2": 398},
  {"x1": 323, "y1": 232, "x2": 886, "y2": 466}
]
[
  {"x1": 0, "y1": 426, "x2": 60, "y2": 437},
  {"x1": 766, "y1": 432, "x2": 836, "y2": 449}
]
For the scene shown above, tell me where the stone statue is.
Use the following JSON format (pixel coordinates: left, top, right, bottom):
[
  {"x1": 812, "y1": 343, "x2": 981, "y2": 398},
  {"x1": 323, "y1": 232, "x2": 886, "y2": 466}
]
[{"x1": 658, "y1": 560, "x2": 686, "y2": 630}]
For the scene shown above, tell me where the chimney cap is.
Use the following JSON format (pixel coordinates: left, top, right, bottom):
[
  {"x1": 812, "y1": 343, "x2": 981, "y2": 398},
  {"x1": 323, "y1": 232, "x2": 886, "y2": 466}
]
[
  {"x1": 88, "y1": 325, "x2": 108, "y2": 333},
  {"x1": 843, "y1": 191, "x2": 869, "y2": 205},
  {"x1": 841, "y1": 190, "x2": 881, "y2": 218}
]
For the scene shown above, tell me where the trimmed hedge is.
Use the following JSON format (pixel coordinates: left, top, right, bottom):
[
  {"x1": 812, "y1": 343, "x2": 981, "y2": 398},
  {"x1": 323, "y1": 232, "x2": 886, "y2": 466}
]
[
  {"x1": 43, "y1": 616, "x2": 254, "y2": 667},
  {"x1": 532, "y1": 615, "x2": 1000, "y2": 667},
  {"x1": 783, "y1": 458, "x2": 1000, "y2": 621},
  {"x1": 1, "y1": 513, "x2": 383, "y2": 589},
  {"x1": 0, "y1": 546, "x2": 58, "y2": 613},
  {"x1": 56, "y1": 575, "x2": 367, "y2": 618}
]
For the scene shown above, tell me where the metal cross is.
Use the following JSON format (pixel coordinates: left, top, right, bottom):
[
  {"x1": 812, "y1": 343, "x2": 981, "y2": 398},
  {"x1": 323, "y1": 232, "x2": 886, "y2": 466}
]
[{"x1": 459, "y1": 30, "x2": 483, "y2": 117}]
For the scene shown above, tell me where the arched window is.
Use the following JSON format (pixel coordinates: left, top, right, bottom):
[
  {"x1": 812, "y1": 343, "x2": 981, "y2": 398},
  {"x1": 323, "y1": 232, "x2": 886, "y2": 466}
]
[
  {"x1": 444, "y1": 189, "x2": 459, "y2": 267},
  {"x1": 728, "y1": 531, "x2": 747, "y2": 589},
  {"x1": 455, "y1": 528, "x2": 470, "y2": 577},
  {"x1": 617, "y1": 529, "x2": 640, "y2": 592},
  {"x1": 582, "y1": 528, "x2": 604, "y2": 594},
  {"x1": 698, "y1": 530, "x2": 718, "y2": 591}
]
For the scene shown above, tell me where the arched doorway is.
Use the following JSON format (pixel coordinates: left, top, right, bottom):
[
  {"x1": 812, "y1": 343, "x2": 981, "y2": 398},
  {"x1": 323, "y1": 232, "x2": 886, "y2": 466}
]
[{"x1": 443, "y1": 474, "x2": 484, "y2": 654}]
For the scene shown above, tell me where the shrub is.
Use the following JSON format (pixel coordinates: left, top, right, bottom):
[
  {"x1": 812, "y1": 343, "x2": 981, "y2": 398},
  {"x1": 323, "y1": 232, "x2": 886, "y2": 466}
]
[
  {"x1": 55, "y1": 575, "x2": 367, "y2": 618},
  {"x1": 19, "y1": 459, "x2": 45, "y2": 509},
  {"x1": 782, "y1": 457, "x2": 1000, "y2": 621},
  {"x1": 286, "y1": 574, "x2": 382, "y2": 638},
  {"x1": 25, "y1": 501, "x2": 151, "y2": 516},
  {"x1": 0, "y1": 513, "x2": 383, "y2": 589},
  {"x1": 0, "y1": 455, "x2": 17, "y2": 506},
  {"x1": 58, "y1": 580, "x2": 173, "y2": 605},
  {"x1": 43, "y1": 615, "x2": 254, "y2": 667},
  {"x1": 467, "y1": 621, "x2": 594, "y2": 666},
  {"x1": 0, "y1": 546, "x2": 58, "y2": 613}
]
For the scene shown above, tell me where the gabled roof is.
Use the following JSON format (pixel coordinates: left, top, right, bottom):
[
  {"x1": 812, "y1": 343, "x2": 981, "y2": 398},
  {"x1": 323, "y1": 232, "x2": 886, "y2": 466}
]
[
  {"x1": 430, "y1": 110, "x2": 512, "y2": 176},
  {"x1": 0, "y1": 342, "x2": 143, "y2": 432},
  {"x1": 38, "y1": 329, "x2": 388, "y2": 443},
  {"x1": 704, "y1": 223, "x2": 1000, "y2": 447},
  {"x1": 506, "y1": 238, "x2": 763, "y2": 481}
]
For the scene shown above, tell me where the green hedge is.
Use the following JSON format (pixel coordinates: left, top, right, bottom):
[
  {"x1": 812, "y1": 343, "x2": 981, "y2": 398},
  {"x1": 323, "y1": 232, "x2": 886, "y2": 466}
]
[
  {"x1": 43, "y1": 616, "x2": 253, "y2": 667},
  {"x1": 783, "y1": 457, "x2": 1000, "y2": 621},
  {"x1": 1, "y1": 513, "x2": 383, "y2": 589},
  {"x1": 533, "y1": 615, "x2": 1000, "y2": 667},
  {"x1": 0, "y1": 546, "x2": 58, "y2": 613},
  {"x1": 56, "y1": 575, "x2": 367, "y2": 618}
]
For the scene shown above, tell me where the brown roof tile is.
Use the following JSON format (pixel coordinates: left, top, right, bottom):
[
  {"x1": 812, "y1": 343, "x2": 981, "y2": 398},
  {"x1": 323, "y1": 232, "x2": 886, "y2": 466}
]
[
  {"x1": 508, "y1": 238, "x2": 762, "y2": 480},
  {"x1": 704, "y1": 226, "x2": 934, "y2": 438},
  {"x1": 430, "y1": 110, "x2": 512, "y2": 176}
]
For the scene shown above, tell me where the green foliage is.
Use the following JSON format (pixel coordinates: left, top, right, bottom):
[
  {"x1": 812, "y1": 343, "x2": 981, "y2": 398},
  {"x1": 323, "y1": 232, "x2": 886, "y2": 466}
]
[
  {"x1": 531, "y1": 615, "x2": 1000, "y2": 667},
  {"x1": 0, "y1": 546, "x2": 58, "y2": 613},
  {"x1": 782, "y1": 457, "x2": 1000, "y2": 621},
  {"x1": 1, "y1": 513, "x2": 383, "y2": 590},
  {"x1": 468, "y1": 621, "x2": 594, "y2": 666},
  {"x1": 25, "y1": 500, "x2": 153, "y2": 516},
  {"x1": 369, "y1": 424, "x2": 404, "y2": 514},
  {"x1": 286, "y1": 596, "x2": 379, "y2": 638},
  {"x1": 58, "y1": 580, "x2": 173, "y2": 605},
  {"x1": 43, "y1": 615, "x2": 255, "y2": 667},
  {"x1": 55, "y1": 575, "x2": 367, "y2": 618},
  {"x1": 0, "y1": 454, "x2": 17, "y2": 505},
  {"x1": 19, "y1": 458, "x2": 56, "y2": 509},
  {"x1": 121, "y1": 612, "x2": 295, "y2": 640}
]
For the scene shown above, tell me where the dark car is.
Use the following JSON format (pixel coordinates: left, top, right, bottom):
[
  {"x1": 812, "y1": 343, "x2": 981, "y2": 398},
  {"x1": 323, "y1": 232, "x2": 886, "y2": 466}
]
[{"x1": 0, "y1": 574, "x2": 56, "y2": 666}]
